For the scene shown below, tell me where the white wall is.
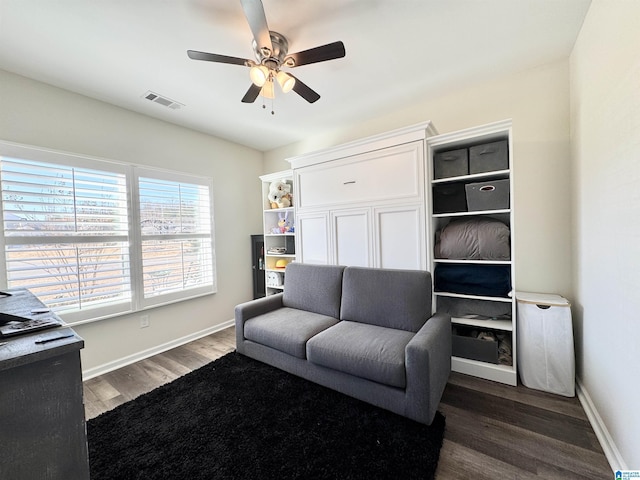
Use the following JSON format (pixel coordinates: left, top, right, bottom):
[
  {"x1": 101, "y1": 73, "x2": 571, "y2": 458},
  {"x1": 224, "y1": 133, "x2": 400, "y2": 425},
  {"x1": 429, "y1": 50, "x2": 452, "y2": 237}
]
[
  {"x1": 570, "y1": 0, "x2": 640, "y2": 469},
  {"x1": 265, "y1": 60, "x2": 573, "y2": 297},
  {"x1": 0, "y1": 69, "x2": 264, "y2": 374}
]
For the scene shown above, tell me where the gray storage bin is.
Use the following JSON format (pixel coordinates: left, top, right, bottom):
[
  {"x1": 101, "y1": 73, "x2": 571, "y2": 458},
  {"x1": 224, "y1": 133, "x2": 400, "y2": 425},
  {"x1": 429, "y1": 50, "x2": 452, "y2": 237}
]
[
  {"x1": 469, "y1": 140, "x2": 509, "y2": 174},
  {"x1": 465, "y1": 178, "x2": 510, "y2": 211},
  {"x1": 434, "y1": 148, "x2": 468, "y2": 179},
  {"x1": 452, "y1": 332, "x2": 499, "y2": 364}
]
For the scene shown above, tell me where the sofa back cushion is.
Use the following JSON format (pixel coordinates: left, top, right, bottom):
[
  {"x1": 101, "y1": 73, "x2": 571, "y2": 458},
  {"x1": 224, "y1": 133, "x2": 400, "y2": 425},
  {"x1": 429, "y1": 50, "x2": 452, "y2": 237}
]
[
  {"x1": 283, "y1": 263, "x2": 346, "y2": 318},
  {"x1": 340, "y1": 267, "x2": 432, "y2": 332}
]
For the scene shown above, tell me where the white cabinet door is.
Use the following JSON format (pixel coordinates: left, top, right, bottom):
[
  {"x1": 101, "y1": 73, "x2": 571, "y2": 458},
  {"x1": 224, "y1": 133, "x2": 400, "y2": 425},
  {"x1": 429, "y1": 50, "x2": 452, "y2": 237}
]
[
  {"x1": 373, "y1": 204, "x2": 426, "y2": 270},
  {"x1": 295, "y1": 141, "x2": 424, "y2": 210},
  {"x1": 331, "y1": 208, "x2": 372, "y2": 267},
  {"x1": 296, "y1": 212, "x2": 330, "y2": 264}
]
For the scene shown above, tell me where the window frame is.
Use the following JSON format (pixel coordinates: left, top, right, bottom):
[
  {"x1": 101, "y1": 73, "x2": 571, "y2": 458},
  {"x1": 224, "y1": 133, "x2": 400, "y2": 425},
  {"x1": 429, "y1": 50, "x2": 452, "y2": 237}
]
[
  {"x1": 131, "y1": 166, "x2": 217, "y2": 311},
  {"x1": 0, "y1": 140, "x2": 217, "y2": 326}
]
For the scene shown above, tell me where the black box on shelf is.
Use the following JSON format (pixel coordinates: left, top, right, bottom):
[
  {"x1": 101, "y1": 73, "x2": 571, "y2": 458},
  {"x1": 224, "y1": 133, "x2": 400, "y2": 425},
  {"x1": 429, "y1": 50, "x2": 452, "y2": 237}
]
[
  {"x1": 434, "y1": 148, "x2": 469, "y2": 179},
  {"x1": 465, "y1": 178, "x2": 510, "y2": 211},
  {"x1": 285, "y1": 236, "x2": 295, "y2": 254},
  {"x1": 452, "y1": 332, "x2": 500, "y2": 364},
  {"x1": 433, "y1": 182, "x2": 467, "y2": 214},
  {"x1": 469, "y1": 140, "x2": 509, "y2": 174}
]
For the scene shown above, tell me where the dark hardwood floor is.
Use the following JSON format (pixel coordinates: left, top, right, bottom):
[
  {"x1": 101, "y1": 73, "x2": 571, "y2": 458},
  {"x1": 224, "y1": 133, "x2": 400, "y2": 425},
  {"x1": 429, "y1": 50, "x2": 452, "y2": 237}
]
[{"x1": 83, "y1": 327, "x2": 612, "y2": 479}]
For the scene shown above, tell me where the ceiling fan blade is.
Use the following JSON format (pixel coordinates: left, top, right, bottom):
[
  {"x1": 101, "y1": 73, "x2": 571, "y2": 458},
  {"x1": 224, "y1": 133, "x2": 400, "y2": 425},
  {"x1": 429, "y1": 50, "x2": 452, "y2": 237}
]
[
  {"x1": 240, "y1": 0, "x2": 273, "y2": 54},
  {"x1": 289, "y1": 75, "x2": 320, "y2": 103},
  {"x1": 287, "y1": 41, "x2": 346, "y2": 67},
  {"x1": 187, "y1": 50, "x2": 250, "y2": 66},
  {"x1": 241, "y1": 83, "x2": 262, "y2": 103}
]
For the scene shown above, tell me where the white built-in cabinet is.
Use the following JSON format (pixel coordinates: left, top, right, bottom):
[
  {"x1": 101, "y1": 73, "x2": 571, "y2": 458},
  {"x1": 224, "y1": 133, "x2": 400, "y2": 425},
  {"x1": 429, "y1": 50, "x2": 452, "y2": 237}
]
[
  {"x1": 288, "y1": 122, "x2": 437, "y2": 271},
  {"x1": 427, "y1": 120, "x2": 517, "y2": 386}
]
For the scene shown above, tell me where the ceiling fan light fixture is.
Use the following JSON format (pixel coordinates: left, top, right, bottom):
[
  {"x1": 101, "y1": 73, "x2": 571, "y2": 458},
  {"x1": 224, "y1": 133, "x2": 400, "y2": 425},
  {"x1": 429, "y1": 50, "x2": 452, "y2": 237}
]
[
  {"x1": 187, "y1": 0, "x2": 345, "y2": 106},
  {"x1": 249, "y1": 64, "x2": 269, "y2": 87},
  {"x1": 260, "y1": 79, "x2": 275, "y2": 99},
  {"x1": 276, "y1": 71, "x2": 295, "y2": 93}
]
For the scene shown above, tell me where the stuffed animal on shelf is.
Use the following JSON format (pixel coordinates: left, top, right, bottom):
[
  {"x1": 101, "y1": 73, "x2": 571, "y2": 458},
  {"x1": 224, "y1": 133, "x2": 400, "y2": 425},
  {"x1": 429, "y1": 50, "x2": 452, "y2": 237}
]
[
  {"x1": 266, "y1": 271, "x2": 284, "y2": 287},
  {"x1": 267, "y1": 179, "x2": 292, "y2": 209},
  {"x1": 271, "y1": 211, "x2": 292, "y2": 234},
  {"x1": 277, "y1": 212, "x2": 293, "y2": 233}
]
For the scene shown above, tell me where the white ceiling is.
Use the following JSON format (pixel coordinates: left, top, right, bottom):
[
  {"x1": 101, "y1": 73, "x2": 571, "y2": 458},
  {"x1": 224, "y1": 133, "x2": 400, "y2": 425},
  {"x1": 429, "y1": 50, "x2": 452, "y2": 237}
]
[{"x1": 0, "y1": 0, "x2": 591, "y2": 152}]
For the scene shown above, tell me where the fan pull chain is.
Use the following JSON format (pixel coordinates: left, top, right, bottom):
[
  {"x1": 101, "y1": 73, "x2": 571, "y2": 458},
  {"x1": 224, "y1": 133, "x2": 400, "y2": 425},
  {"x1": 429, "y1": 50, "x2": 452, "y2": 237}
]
[
  {"x1": 259, "y1": 77, "x2": 275, "y2": 115},
  {"x1": 260, "y1": 96, "x2": 275, "y2": 115},
  {"x1": 270, "y1": 75, "x2": 275, "y2": 115}
]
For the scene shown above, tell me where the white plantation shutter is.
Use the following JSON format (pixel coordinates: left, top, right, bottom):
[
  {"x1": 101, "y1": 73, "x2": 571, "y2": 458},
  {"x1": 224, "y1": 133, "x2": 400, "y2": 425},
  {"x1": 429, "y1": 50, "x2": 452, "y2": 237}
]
[
  {"x1": 0, "y1": 142, "x2": 217, "y2": 324},
  {"x1": 0, "y1": 155, "x2": 132, "y2": 322},
  {"x1": 135, "y1": 170, "x2": 216, "y2": 308}
]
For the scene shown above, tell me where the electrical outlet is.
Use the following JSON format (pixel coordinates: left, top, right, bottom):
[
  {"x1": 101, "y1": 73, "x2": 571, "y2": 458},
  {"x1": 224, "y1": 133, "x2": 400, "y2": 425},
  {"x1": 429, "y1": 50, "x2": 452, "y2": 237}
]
[{"x1": 140, "y1": 315, "x2": 150, "y2": 328}]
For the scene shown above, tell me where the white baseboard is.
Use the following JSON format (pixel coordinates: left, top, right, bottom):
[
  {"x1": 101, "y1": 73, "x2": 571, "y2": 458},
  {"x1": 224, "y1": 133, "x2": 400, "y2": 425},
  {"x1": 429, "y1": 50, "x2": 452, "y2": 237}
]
[
  {"x1": 575, "y1": 377, "x2": 625, "y2": 472},
  {"x1": 81, "y1": 319, "x2": 235, "y2": 381}
]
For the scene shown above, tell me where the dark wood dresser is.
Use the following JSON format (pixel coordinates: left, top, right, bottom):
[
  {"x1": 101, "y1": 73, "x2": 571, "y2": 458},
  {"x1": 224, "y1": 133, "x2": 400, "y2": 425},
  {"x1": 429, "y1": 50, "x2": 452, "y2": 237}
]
[{"x1": 0, "y1": 290, "x2": 89, "y2": 480}]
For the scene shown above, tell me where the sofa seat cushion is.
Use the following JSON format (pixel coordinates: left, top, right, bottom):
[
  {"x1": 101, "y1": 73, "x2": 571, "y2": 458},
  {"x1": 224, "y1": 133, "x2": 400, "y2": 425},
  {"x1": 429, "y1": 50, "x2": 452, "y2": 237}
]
[
  {"x1": 244, "y1": 307, "x2": 339, "y2": 359},
  {"x1": 306, "y1": 321, "x2": 414, "y2": 388}
]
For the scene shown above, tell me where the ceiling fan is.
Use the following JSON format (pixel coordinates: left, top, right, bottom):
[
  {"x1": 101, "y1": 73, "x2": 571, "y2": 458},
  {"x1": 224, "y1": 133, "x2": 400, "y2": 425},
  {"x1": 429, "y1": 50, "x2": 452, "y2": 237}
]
[{"x1": 187, "y1": 0, "x2": 346, "y2": 105}]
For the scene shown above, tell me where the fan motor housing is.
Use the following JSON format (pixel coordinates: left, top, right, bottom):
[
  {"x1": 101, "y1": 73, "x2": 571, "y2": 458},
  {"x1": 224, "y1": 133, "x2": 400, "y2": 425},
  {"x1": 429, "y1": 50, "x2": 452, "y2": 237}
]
[{"x1": 253, "y1": 31, "x2": 289, "y2": 66}]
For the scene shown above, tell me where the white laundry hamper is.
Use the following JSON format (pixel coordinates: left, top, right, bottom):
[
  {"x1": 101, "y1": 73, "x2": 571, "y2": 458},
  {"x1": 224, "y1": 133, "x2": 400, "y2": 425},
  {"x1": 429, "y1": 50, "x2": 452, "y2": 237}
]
[{"x1": 516, "y1": 292, "x2": 575, "y2": 397}]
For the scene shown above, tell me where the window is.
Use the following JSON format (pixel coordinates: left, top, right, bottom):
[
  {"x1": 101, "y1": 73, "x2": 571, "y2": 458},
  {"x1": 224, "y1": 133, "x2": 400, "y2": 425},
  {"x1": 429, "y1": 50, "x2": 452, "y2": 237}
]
[
  {"x1": 134, "y1": 168, "x2": 215, "y2": 309},
  {"x1": 0, "y1": 141, "x2": 216, "y2": 325}
]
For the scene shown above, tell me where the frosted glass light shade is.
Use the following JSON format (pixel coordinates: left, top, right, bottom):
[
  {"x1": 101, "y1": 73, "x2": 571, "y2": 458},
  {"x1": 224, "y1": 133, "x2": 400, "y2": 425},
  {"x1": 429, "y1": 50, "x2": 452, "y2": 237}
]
[
  {"x1": 260, "y1": 79, "x2": 275, "y2": 99},
  {"x1": 276, "y1": 71, "x2": 295, "y2": 93},
  {"x1": 249, "y1": 65, "x2": 269, "y2": 87}
]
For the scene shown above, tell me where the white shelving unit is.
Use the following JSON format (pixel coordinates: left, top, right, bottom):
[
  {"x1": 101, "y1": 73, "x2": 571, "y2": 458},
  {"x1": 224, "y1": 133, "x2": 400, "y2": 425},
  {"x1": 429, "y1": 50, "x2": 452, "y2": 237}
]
[
  {"x1": 427, "y1": 120, "x2": 517, "y2": 386},
  {"x1": 259, "y1": 170, "x2": 295, "y2": 295}
]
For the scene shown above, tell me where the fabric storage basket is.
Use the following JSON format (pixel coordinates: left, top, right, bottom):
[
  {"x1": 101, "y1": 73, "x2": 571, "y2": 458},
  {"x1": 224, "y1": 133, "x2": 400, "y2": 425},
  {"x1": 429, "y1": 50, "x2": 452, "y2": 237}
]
[
  {"x1": 465, "y1": 178, "x2": 509, "y2": 211},
  {"x1": 433, "y1": 182, "x2": 467, "y2": 214},
  {"x1": 469, "y1": 140, "x2": 509, "y2": 174},
  {"x1": 434, "y1": 148, "x2": 468, "y2": 179},
  {"x1": 516, "y1": 292, "x2": 575, "y2": 397},
  {"x1": 452, "y1": 330, "x2": 499, "y2": 364}
]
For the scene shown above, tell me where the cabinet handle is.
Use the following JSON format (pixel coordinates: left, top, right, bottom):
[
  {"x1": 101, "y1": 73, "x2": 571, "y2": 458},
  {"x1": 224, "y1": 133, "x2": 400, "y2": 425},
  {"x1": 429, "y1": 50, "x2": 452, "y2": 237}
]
[
  {"x1": 343, "y1": 180, "x2": 356, "y2": 185},
  {"x1": 479, "y1": 148, "x2": 497, "y2": 155}
]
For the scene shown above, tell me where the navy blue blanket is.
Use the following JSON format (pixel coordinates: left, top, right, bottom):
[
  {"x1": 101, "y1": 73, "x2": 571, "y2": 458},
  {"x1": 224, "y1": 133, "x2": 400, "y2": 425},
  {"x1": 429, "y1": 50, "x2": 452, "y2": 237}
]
[{"x1": 434, "y1": 264, "x2": 511, "y2": 297}]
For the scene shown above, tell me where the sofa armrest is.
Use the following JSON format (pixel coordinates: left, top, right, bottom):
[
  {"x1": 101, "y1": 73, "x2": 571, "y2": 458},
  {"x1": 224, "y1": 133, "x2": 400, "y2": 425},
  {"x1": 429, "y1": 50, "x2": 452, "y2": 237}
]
[
  {"x1": 404, "y1": 312, "x2": 452, "y2": 424},
  {"x1": 235, "y1": 293, "x2": 284, "y2": 351}
]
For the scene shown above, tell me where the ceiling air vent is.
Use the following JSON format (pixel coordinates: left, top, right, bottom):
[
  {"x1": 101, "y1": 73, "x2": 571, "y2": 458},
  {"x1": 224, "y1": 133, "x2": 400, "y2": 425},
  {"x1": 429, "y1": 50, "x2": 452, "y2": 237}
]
[{"x1": 142, "y1": 91, "x2": 184, "y2": 110}]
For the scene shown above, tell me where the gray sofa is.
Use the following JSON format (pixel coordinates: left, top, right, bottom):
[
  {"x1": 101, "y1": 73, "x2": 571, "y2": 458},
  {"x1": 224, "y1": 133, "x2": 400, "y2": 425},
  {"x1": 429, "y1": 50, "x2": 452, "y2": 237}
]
[{"x1": 234, "y1": 263, "x2": 451, "y2": 425}]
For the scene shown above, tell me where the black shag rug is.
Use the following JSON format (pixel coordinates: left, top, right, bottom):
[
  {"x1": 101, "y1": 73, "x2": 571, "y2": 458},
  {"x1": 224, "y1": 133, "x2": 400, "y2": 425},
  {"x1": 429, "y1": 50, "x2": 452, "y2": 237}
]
[{"x1": 87, "y1": 352, "x2": 445, "y2": 480}]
